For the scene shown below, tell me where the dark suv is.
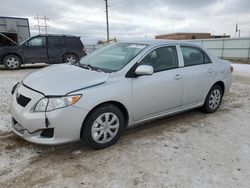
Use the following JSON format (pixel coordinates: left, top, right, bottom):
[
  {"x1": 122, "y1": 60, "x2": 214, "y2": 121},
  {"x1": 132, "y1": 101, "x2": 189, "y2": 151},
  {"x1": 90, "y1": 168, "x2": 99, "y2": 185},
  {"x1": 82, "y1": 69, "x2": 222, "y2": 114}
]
[{"x1": 0, "y1": 34, "x2": 86, "y2": 69}]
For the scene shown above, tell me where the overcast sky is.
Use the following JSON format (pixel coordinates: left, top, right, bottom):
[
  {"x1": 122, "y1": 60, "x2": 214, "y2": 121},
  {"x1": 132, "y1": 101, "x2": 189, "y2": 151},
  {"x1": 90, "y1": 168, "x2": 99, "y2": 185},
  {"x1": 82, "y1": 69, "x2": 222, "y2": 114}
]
[{"x1": 1, "y1": 0, "x2": 250, "y2": 44}]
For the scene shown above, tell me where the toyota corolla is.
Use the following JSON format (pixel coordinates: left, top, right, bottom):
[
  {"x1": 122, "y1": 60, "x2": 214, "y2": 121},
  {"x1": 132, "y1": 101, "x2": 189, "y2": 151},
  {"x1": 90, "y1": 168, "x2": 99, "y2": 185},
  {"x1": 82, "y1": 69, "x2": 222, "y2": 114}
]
[{"x1": 10, "y1": 40, "x2": 232, "y2": 149}]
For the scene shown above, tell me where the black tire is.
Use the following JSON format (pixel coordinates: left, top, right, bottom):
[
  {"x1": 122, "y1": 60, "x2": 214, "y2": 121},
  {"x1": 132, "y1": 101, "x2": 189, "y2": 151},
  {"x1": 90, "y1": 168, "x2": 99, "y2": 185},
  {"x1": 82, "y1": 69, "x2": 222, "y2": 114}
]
[
  {"x1": 63, "y1": 54, "x2": 78, "y2": 63},
  {"x1": 203, "y1": 85, "x2": 223, "y2": 113},
  {"x1": 81, "y1": 104, "x2": 124, "y2": 150},
  {"x1": 3, "y1": 55, "x2": 22, "y2": 70}
]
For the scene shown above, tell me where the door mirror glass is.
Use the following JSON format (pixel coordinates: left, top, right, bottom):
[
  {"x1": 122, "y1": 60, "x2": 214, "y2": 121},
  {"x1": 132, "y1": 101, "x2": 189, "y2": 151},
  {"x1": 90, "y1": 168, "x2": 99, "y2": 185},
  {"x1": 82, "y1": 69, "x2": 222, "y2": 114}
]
[{"x1": 135, "y1": 65, "x2": 153, "y2": 76}]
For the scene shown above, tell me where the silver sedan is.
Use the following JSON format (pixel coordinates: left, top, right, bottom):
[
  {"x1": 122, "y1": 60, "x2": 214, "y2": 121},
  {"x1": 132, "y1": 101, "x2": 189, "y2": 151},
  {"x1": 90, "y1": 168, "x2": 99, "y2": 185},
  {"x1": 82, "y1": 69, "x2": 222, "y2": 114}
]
[{"x1": 11, "y1": 40, "x2": 232, "y2": 149}]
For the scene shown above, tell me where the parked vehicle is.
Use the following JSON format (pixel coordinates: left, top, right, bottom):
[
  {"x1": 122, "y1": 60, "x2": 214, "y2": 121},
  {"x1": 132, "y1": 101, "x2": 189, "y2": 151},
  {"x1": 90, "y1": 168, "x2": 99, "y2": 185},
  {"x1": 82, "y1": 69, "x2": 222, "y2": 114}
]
[
  {"x1": 0, "y1": 32, "x2": 18, "y2": 47},
  {"x1": 10, "y1": 40, "x2": 232, "y2": 149},
  {"x1": 0, "y1": 34, "x2": 86, "y2": 69}
]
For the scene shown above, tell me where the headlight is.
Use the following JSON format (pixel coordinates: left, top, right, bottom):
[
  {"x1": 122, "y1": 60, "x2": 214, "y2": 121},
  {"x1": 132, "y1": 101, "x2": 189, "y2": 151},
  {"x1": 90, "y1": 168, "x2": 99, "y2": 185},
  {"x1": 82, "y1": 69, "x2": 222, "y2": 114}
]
[
  {"x1": 34, "y1": 95, "x2": 81, "y2": 112},
  {"x1": 35, "y1": 98, "x2": 49, "y2": 112}
]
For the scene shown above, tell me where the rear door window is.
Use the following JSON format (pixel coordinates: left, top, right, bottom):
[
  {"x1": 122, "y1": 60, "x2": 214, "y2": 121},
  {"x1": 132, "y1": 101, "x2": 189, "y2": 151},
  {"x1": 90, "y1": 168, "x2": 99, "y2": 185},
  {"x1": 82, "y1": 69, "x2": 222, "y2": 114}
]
[{"x1": 181, "y1": 46, "x2": 211, "y2": 66}]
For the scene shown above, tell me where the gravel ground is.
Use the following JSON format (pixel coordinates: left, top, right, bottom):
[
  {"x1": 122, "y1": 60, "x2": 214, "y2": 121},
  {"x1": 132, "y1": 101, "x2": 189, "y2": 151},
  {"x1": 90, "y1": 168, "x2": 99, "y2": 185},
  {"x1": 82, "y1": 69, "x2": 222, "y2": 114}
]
[{"x1": 0, "y1": 63, "x2": 250, "y2": 188}]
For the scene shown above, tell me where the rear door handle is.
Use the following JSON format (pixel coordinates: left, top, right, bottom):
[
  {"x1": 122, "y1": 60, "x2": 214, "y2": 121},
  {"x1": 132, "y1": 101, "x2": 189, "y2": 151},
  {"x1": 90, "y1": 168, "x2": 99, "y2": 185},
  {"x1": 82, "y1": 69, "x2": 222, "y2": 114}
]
[
  {"x1": 175, "y1": 74, "x2": 183, "y2": 80},
  {"x1": 208, "y1": 68, "x2": 215, "y2": 73}
]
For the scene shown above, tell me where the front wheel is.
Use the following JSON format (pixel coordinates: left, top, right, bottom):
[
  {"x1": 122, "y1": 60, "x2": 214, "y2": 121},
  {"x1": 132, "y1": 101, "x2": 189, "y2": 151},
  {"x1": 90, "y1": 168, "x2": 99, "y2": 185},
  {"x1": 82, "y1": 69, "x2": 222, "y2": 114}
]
[
  {"x1": 203, "y1": 85, "x2": 223, "y2": 113},
  {"x1": 3, "y1": 55, "x2": 22, "y2": 70},
  {"x1": 81, "y1": 104, "x2": 124, "y2": 149}
]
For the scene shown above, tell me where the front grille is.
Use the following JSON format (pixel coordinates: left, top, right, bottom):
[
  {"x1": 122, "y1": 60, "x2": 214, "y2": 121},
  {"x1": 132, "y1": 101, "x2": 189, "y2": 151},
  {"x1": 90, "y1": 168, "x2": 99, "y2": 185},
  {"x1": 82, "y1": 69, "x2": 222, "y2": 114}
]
[{"x1": 16, "y1": 94, "x2": 31, "y2": 107}]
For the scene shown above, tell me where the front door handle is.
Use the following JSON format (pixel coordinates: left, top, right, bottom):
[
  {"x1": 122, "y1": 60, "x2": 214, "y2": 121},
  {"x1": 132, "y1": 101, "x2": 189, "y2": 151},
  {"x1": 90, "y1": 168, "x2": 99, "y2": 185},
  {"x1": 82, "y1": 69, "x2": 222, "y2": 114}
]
[{"x1": 175, "y1": 74, "x2": 183, "y2": 80}]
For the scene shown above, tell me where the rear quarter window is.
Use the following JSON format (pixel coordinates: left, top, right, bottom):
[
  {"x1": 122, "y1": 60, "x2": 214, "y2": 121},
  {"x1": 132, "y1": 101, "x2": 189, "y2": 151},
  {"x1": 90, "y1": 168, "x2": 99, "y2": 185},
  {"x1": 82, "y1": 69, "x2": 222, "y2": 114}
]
[{"x1": 65, "y1": 37, "x2": 83, "y2": 47}]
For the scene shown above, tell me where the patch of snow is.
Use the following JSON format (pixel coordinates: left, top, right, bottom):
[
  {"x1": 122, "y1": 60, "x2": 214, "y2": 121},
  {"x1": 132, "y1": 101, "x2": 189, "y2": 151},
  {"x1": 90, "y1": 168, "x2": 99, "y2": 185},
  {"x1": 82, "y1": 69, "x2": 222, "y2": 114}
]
[{"x1": 231, "y1": 63, "x2": 250, "y2": 77}]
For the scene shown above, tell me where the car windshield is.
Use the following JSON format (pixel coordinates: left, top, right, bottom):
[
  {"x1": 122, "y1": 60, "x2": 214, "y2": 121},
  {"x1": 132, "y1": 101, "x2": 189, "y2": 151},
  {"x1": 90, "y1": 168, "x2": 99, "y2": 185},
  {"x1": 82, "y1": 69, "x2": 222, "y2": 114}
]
[{"x1": 79, "y1": 43, "x2": 147, "y2": 72}]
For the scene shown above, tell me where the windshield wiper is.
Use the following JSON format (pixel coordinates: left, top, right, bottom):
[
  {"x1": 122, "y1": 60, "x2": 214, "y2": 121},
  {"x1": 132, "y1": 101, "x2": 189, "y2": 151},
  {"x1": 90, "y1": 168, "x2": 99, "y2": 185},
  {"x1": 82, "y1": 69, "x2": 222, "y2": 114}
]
[
  {"x1": 72, "y1": 61, "x2": 91, "y2": 69},
  {"x1": 80, "y1": 63, "x2": 95, "y2": 70},
  {"x1": 77, "y1": 63, "x2": 105, "y2": 73},
  {"x1": 73, "y1": 61, "x2": 110, "y2": 73}
]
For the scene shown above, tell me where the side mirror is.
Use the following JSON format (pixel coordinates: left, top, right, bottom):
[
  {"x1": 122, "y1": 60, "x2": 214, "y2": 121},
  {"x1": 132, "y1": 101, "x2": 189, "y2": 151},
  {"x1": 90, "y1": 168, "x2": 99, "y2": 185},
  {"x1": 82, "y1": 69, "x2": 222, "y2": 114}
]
[
  {"x1": 135, "y1": 65, "x2": 153, "y2": 76},
  {"x1": 23, "y1": 42, "x2": 30, "y2": 47}
]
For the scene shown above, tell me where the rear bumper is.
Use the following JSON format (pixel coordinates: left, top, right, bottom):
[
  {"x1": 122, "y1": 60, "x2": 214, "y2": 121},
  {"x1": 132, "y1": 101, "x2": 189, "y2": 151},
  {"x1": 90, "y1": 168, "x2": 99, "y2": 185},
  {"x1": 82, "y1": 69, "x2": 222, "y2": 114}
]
[{"x1": 223, "y1": 74, "x2": 232, "y2": 94}]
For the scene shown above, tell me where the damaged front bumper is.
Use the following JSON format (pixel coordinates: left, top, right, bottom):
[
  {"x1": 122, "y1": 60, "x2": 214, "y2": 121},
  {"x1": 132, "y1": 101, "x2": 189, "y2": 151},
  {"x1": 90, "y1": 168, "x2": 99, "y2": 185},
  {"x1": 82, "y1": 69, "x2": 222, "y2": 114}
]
[{"x1": 10, "y1": 83, "x2": 89, "y2": 145}]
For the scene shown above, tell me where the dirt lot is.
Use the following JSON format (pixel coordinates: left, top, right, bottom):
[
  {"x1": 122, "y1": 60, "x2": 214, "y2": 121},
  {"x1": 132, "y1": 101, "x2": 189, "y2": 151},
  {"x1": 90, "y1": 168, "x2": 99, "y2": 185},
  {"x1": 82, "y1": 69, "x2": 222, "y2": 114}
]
[{"x1": 0, "y1": 64, "x2": 250, "y2": 188}]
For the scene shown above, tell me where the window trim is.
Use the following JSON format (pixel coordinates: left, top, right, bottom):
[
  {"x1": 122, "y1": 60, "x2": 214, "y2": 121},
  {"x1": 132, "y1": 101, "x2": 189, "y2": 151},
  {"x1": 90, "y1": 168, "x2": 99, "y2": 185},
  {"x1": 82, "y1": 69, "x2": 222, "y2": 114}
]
[
  {"x1": 138, "y1": 45, "x2": 180, "y2": 73},
  {"x1": 180, "y1": 45, "x2": 212, "y2": 67}
]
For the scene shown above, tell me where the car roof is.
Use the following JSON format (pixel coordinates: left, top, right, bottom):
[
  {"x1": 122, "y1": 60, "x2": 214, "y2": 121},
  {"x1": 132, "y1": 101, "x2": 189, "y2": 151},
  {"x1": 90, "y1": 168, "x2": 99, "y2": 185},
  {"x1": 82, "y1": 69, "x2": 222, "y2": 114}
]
[
  {"x1": 35, "y1": 34, "x2": 78, "y2": 38},
  {"x1": 119, "y1": 39, "x2": 202, "y2": 48}
]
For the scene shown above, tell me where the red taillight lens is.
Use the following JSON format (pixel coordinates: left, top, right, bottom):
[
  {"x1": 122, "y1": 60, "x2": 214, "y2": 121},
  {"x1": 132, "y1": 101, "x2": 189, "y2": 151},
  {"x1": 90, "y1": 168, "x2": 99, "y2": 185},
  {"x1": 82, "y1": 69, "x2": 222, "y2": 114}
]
[
  {"x1": 230, "y1": 65, "x2": 234, "y2": 73},
  {"x1": 81, "y1": 48, "x2": 85, "y2": 53}
]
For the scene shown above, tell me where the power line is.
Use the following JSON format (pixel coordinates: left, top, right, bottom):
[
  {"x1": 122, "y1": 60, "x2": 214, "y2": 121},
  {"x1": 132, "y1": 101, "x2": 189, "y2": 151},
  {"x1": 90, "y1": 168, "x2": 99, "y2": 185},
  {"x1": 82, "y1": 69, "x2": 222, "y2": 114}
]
[
  {"x1": 110, "y1": 0, "x2": 146, "y2": 9},
  {"x1": 34, "y1": 15, "x2": 49, "y2": 34}
]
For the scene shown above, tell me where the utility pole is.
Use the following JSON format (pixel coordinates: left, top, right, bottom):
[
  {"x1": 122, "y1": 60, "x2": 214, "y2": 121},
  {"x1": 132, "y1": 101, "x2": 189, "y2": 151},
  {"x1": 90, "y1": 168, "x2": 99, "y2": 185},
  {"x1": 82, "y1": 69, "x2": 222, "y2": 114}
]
[
  {"x1": 235, "y1": 22, "x2": 238, "y2": 38},
  {"x1": 104, "y1": 0, "x2": 110, "y2": 43},
  {"x1": 44, "y1": 15, "x2": 48, "y2": 35},
  {"x1": 34, "y1": 14, "x2": 41, "y2": 35},
  {"x1": 34, "y1": 15, "x2": 49, "y2": 35}
]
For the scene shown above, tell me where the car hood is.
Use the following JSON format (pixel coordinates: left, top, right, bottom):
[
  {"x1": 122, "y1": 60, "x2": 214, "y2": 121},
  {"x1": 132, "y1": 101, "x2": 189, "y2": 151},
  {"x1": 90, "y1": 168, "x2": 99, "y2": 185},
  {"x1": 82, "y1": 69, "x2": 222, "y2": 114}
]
[
  {"x1": 0, "y1": 32, "x2": 18, "y2": 46},
  {"x1": 23, "y1": 64, "x2": 110, "y2": 95}
]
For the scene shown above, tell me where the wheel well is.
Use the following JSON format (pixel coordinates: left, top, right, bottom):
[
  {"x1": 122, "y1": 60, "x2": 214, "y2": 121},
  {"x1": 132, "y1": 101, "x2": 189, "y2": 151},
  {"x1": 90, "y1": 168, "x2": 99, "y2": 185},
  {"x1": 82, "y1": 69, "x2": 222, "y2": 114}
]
[
  {"x1": 80, "y1": 101, "x2": 129, "y2": 138},
  {"x1": 213, "y1": 81, "x2": 225, "y2": 95},
  {"x1": 2, "y1": 53, "x2": 23, "y2": 64}
]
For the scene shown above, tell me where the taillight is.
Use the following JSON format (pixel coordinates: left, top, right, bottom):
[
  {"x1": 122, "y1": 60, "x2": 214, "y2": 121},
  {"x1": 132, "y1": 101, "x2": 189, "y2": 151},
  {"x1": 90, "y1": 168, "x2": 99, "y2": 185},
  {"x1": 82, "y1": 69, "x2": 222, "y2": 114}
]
[
  {"x1": 230, "y1": 65, "x2": 234, "y2": 73},
  {"x1": 81, "y1": 48, "x2": 85, "y2": 53}
]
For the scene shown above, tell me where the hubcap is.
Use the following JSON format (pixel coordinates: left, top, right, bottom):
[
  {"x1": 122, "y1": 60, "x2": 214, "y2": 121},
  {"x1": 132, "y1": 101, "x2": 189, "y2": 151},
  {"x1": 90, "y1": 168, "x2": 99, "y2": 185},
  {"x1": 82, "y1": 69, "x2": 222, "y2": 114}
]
[
  {"x1": 6, "y1": 57, "x2": 19, "y2": 68},
  {"x1": 209, "y1": 89, "x2": 221, "y2": 109},
  {"x1": 91, "y1": 112, "x2": 119, "y2": 144},
  {"x1": 66, "y1": 56, "x2": 76, "y2": 63}
]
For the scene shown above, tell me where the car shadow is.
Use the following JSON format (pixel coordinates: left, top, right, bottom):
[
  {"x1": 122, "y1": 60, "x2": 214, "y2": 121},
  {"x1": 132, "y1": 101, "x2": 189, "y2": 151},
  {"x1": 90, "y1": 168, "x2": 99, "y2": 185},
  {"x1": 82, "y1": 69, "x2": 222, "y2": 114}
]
[{"x1": 0, "y1": 107, "x2": 216, "y2": 170}]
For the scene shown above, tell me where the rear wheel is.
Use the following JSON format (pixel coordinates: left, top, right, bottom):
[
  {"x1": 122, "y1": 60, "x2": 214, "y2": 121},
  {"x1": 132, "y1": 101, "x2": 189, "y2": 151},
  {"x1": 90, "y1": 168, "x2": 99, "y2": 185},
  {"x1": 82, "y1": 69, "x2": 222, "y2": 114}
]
[
  {"x1": 64, "y1": 54, "x2": 78, "y2": 63},
  {"x1": 3, "y1": 55, "x2": 22, "y2": 70},
  {"x1": 203, "y1": 85, "x2": 223, "y2": 113},
  {"x1": 81, "y1": 104, "x2": 124, "y2": 149}
]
